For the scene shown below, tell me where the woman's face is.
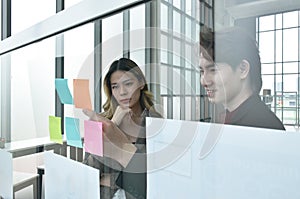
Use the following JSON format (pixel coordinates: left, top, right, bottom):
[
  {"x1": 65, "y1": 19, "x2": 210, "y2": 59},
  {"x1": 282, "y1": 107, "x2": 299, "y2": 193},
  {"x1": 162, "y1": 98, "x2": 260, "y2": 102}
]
[{"x1": 110, "y1": 70, "x2": 144, "y2": 110}]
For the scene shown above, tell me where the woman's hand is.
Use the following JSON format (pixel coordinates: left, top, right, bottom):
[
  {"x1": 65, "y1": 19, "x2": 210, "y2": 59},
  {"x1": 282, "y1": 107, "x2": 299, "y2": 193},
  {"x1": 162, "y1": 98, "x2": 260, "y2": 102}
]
[
  {"x1": 82, "y1": 109, "x2": 127, "y2": 142},
  {"x1": 82, "y1": 109, "x2": 136, "y2": 167},
  {"x1": 111, "y1": 106, "x2": 131, "y2": 125}
]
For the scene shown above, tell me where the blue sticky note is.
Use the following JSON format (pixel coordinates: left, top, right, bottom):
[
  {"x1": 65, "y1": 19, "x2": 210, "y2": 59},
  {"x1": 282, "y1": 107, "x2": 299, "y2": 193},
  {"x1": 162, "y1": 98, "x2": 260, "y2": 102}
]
[
  {"x1": 65, "y1": 117, "x2": 83, "y2": 148},
  {"x1": 55, "y1": 79, "x2": 74, "y2": 104}
]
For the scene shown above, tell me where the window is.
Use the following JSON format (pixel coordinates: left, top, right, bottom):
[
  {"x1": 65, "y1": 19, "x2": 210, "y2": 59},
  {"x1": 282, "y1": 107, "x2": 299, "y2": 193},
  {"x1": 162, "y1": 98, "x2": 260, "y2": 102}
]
[
  {"x1": 257, "y1": 10, "x2": 300, "y2": 126},
  {"x1": 159, "y1": 0, "x2": 201, "y2": 120}
]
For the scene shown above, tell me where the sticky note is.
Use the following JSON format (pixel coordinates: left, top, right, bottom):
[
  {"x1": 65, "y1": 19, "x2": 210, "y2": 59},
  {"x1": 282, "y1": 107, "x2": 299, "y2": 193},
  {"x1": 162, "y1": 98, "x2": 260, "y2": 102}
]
[
  {"x1": 65, "y1": 117, "x2": 83, "y2": 148},
  {"x1": 84, "y1": 120, "x2": 103, "y2": 156},
  {"x1": 55, "y1": 78, "x2": 74, "y2": 104},
  {"x1": 73, "y1": 79, "x2": 92, "y2": 110},
  {"x1": 49, "y1": 116, "x2": 63, "y2": 144}
]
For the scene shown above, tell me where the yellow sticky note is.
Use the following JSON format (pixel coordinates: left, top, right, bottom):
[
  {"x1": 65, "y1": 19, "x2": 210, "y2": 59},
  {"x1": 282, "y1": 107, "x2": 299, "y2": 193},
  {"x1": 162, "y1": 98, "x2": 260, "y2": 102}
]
[{"x1": 49, "y1": 116, "x2": 63, "y2": 144}]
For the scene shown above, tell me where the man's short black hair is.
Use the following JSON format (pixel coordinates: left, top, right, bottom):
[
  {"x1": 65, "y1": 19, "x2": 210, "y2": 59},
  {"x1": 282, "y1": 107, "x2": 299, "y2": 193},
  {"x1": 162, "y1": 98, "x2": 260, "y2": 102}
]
[{"x1": 200, "y1": 26, "x2": 262, "y2": 94}]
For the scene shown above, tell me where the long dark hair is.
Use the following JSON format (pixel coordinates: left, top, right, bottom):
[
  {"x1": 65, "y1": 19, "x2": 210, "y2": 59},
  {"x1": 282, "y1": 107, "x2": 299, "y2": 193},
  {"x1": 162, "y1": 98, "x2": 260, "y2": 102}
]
[{"x1": 101, "y1": 58, "x2": 155, "y2": 119}]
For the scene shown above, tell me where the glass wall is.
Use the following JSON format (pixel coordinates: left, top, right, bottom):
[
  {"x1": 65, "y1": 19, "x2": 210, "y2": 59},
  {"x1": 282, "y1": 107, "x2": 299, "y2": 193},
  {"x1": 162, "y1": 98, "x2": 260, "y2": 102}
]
[
  {"x1": 1, "y1": 0, "x2": 154, "y2": 142},
  {"x1": 11, "y1": 0, "x2": 55, "y2": 35},
  {"x1": 65, "y1": 0, "x2": 83, "y2": 9},
  {"x1": 0, "y1": 0, "x2": 204, "y2": 142},
  {"x1": 160, "y1": 0, "x2": 201, "y2": 120},
  {"x1": 0, "y1": 2, "x2": 2, "y2": 37},
  {"x1": 10, "y1": 37, "x2": 55, "y2": 140},
  {"x1": 64, "y1": 22, "x2": 94, "y2": 134}
]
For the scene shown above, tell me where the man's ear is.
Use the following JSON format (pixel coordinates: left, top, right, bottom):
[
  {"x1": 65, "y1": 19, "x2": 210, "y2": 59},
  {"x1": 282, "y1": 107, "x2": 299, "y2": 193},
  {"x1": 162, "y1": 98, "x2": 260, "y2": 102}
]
[{"x1": 239, "y1": 59, "x2": 250, "y2": 79}]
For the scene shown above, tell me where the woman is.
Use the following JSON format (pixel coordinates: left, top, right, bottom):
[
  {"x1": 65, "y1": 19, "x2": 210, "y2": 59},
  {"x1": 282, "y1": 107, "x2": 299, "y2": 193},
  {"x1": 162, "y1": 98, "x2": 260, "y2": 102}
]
[{"x1": 83, "y1": 58, "x2": 161, "y2": 199}]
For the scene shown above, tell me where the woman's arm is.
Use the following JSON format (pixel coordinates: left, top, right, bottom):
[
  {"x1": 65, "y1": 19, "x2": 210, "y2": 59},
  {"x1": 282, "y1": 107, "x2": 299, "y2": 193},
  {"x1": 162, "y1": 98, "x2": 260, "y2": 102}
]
[{"x1": 83, "y1": 109, "x2": 137, "y2": 168}]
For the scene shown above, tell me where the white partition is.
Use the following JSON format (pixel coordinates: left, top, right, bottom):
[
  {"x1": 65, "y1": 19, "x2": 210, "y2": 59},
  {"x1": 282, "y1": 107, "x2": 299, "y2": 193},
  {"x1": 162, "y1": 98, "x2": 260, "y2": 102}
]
[
  {"x1": 146, "y1": 118, "x2": 300, "y2": 198},
  {"x1": 0, "y1": 149, "x2": 13, "y2": 199},
  {"x1": 44, "y1": 152, "x2": 100, "y2": 199}
]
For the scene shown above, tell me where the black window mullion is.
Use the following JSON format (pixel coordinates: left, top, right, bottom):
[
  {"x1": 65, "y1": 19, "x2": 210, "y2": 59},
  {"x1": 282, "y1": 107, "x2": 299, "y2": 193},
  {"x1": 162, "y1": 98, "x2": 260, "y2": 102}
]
[
  {"x1": 123, "y1": 10, "x2": 130, "y2": 58},
  {"x1": 55, "y1": 0, "x2": 64, "y2": 133},
  {"x1": 167, "y1": 0, "x2": 174, "y2": 119},
  {"x1": 94, "y1": 19, "x2": 102, "y2": 113},
  {"x1": 180, "y1": 0, "x2": 185, "y2": 120},
  {"x1": 1, "y1": 0, "x2": 11, "y2": 142},
  {"x1": 1, "y1": 0, "x2": 11, "y2": 40}
]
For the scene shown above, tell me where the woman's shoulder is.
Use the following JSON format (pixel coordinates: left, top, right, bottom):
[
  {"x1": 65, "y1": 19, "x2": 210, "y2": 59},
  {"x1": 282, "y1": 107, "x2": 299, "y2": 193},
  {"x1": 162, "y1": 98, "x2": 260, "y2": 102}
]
[{"x1": 147, "y1": 109, "x2": 163, "y2": 118}]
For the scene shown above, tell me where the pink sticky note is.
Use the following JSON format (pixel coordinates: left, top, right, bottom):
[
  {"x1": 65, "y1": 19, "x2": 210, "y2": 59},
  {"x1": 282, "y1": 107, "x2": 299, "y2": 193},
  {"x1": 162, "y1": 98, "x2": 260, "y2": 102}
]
[
  {"x1": 73, "y1": 79, "x2": 92, "y2": 110},
  {"x1": 84, "y1": 120, "x2": 103, "y2": 156}
]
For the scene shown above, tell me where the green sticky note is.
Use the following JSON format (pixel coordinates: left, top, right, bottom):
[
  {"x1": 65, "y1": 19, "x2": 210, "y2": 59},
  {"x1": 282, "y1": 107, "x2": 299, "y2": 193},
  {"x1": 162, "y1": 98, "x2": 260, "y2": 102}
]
[{"x1": 49, "y1": 116, "x2": 63, "y2": 144}]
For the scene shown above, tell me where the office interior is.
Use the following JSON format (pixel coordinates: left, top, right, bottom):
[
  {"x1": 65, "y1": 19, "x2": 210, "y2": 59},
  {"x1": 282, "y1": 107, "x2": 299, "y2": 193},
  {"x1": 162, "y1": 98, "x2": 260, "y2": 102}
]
[{"x1": 1, "y1": 0, "x2": 300, "y2": 198}]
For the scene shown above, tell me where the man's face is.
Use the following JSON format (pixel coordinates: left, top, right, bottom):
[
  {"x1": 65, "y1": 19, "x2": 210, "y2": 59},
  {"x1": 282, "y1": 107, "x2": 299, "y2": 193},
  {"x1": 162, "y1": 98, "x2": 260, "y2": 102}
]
[{"x1": 199, "y1": 55, "x2": 244, "y2": 109}]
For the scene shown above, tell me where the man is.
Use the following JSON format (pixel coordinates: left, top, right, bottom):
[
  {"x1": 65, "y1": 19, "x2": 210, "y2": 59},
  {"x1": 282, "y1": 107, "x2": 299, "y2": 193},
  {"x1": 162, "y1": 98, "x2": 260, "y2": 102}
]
[{"x1": 199, "y1": 26, "x2": 285, "y2": 130}]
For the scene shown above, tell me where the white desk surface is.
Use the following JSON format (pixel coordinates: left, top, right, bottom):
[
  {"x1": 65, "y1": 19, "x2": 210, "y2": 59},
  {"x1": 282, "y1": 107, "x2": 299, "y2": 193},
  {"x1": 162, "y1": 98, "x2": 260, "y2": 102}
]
[
  {"x1": 3, "y1": 136, "x2": 66, "y2": 158},
  {"x1": 4, "y1": 137, "x2": 56, "y2": 152}
]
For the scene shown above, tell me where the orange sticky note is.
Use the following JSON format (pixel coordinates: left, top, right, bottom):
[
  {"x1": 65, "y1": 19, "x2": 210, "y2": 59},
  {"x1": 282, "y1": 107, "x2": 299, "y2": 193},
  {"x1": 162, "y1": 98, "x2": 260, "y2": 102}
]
[{"x1": 73, "y1": 79, "x2": 92, "y2": 110}]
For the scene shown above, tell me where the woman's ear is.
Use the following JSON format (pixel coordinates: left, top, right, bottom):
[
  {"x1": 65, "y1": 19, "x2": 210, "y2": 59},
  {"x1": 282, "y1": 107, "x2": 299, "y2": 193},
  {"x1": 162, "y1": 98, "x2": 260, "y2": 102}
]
[
  {"x1": 239, "y1": 59, "x2": 250, "y2": 79},
  {"x1": 139, "y1": 81, "x2": 145, "y2": 90}
]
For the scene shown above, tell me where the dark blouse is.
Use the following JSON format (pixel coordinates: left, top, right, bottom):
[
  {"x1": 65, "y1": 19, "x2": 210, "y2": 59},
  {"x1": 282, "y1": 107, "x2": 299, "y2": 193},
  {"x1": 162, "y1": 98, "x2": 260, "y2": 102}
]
[
  {"x1": 222, "y1": 95, "x2": 285, "y2": 130},
  {"x1": 83, "y1": 109, "x2": 162, "y2": 199}
]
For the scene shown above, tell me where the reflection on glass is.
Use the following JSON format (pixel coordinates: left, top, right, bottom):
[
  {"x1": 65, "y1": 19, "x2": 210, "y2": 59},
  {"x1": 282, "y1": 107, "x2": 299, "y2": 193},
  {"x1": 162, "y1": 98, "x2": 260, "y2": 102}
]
[
  {"x1": 64, "y1": 23, "x2": 94, "y2": 124},
  {"x1": 276, "y1": 14, "x2": 282, "y2": 29},
  {"x1": 185, "y1": 70, "x2": 192, "y2": 95},
  {"x1": 261, "y1": 74, "x2": 275, "y2": 104},
  {"x1": 283, "y1": 62, "x2": 298, "y2": 74},
  {"x1": 275, "y1": 63, "x2": 282, "y2": 74},
  {"x1": 173, "y1": 10, "x2": 181, "y2": 34},
  {"x1": 160, "y1": 64, "x2": 168, "y2": 95},
  {"x1": 11, "y1": 0, "x2": 55, "y2": 34},
  {"x1": 161, "y1": 3, "x2": 168, "y2": 30},
  {"x1": 173, "y1": 68, "x2": 181, "y2": 95},
  {"x1": 65, "y1": 0, "x2": 83, "y2": 9},
  {"x1": 102, "y1": 13, "x2": 123, "y2": 73},
  {"x1": 283, "y1": 11, "x2": 299, "y2": 28},
  {"x1": 283, "y1": 74, "x2": 298, "y2": 92},
  {"x1": 173, "y1": 0, "x2": 181, "y2": 10},
  {"x1": 10, "y1": 38, "x2": 55, "y2": 141},
  {"x1": 130, "y1": 4, "x2": 145, "y2": 70},
  {"x1": 185, "y1": 97, "x2": 191, "y2": 120},
  {"x1": 259, "y1": 31, "x2": 274, "y2": 63},
  {"x1": 186, "y1": 18, "x2": 192, "y2": 39},
  {"x1": 0, "y1": 2, "x2": 2, "y2": 35},
  {"x1": 261, "y1": 63, "x2": 274, "y2": 75},
  {"x1": 259, "y1": 15, "x2": 274, "y2": 31},
  {"x1": 161, "y1": 34, "x2": 168, "y2": 63},
  {"x1": 275, "y1": 29, "x2": 282, "y2": 62},
  {"x1": 186, "y1": 0, "x2": 192, "y2": 16},
  {"x1": 283, "y1": 28, "x2": 298, "y2": 61},
  {"x1": 173, "y1": 39, "x2": 181, "y2": 66},
  {"x1": 173, "y1": 97, "x2": 180, "y2": 119}
]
